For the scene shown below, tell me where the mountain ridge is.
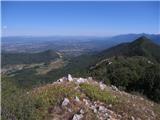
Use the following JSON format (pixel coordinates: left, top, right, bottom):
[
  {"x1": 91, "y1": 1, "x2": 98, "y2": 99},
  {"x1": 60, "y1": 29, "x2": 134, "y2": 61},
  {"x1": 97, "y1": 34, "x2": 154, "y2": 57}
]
[{"x1": 99, "y1": 36, "x2": 160, "y2": 63}]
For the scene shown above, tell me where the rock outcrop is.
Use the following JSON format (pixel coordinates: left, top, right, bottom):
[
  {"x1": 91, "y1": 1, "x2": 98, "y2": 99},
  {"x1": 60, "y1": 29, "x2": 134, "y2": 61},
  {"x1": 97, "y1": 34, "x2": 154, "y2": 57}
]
[{"x1": 31, "y1": 74, "x2": 159, "y2": 120}]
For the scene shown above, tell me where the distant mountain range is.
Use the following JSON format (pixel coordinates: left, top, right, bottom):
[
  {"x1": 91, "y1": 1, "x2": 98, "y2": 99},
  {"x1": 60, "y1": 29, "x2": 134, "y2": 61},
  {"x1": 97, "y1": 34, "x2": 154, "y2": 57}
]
[{"x1": 2, "y1": 33, "x2": 160, "y2": 54}]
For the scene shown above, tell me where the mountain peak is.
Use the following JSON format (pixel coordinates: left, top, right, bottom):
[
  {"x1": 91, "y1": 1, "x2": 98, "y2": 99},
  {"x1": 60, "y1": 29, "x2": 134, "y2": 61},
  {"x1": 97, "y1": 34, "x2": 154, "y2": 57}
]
[
  {"x1": 137, "y1": 35, "x2": 148, "y2": 40},
  {"x1": 132, "y1": 36, "x2": 152, "y2": 45},
  {"x1": 99, "y1": 36, "x2": 160, "y2": 62}
]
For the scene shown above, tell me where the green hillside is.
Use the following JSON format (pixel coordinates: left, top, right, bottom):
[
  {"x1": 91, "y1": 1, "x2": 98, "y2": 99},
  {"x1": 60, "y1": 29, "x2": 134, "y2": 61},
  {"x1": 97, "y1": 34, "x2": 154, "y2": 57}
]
[
  {"x1": 88, "y1": 37, "x2": 160, "y2": 102},
  {"x1": 90, "y1": 56, "x2": 160, "y2": 102},
  {"x1": 99, "y1": 36, "x2": 160, "y2": 63},
  {"x1": 2, "y1": 50, "x2": 59, "y2": 67}
]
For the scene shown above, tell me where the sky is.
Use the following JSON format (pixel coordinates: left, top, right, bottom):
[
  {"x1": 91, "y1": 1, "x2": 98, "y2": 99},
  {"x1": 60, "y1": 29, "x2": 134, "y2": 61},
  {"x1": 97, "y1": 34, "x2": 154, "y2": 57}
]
[{"x1": 1, "y1": 1, "x2": 159, "y2": 36}]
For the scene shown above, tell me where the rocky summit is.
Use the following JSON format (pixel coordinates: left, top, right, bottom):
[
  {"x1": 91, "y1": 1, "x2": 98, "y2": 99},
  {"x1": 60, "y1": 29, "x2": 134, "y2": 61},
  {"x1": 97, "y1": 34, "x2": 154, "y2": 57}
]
[{"x1": 30, "y1": 74, "x2": 160, "y2": 120}]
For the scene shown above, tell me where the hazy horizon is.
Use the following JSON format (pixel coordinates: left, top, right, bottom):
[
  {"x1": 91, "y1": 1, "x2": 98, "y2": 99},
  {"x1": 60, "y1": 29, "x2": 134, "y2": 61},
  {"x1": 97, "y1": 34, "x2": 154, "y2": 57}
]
[{"x1": 2, "y1": 33, "x2": 160, "y2": 38}]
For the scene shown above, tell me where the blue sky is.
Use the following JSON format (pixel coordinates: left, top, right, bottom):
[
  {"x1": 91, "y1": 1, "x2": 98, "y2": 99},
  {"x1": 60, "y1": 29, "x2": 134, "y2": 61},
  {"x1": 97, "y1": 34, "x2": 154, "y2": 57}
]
[{"x1": 1, "y1": 1, "x2": 159, "y2": 36}]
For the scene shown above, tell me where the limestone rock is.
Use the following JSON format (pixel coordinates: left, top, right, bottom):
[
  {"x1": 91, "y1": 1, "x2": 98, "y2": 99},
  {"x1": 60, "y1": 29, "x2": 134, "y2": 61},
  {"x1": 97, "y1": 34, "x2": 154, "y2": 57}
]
[
  {"x1": 62, "y1": 98, "x2": 70, "y2": 106},
  {"x1": 99, "y1": 82, "x2": 106, "y2": 90},
  {"x1": 68, "y1": 74, "x2": 73, "y2": 81},
  {"x1": 111, "y1": 85, "x2": 119, "y2": 91},
  {"x1": 76, "y1": 78, "x2": 87, "y2": 83},
  {"x1": 98, "y1": 106, "x2": 106, "y2": 112},
  {"x1": 88, "y1": 77, "x2": 93, "y2": 81},
  {"x1": 83, "y1": 99, "x2": 89, "y2": 106},
  {"x1": 93, "y1": 108, "x2": 97, "y2": 113},
  {"x1": 58, "y1": 78, "x2": 64, "y2": 82},
  {"x1": 75, "y1": 96, "x2": 80, "y2": 102},
  {"x1": 72, "y1": 114, "x2": 83, "y2": 120},
  {"x1": 131, "y1": 116, "x2": 135, "y2": 120},
  {"x1": 80, "y1": 109, "x2": 84, "y2": 114},
  {"x1": 58, "y1": 77, "x2": 67, "y2": 82}
]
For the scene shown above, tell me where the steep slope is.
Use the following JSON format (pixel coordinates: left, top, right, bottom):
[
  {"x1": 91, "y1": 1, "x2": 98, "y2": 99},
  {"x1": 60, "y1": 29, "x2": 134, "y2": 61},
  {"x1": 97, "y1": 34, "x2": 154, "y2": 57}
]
[
  {"x1": 2, "y1": 50, "x2": 60, "y2": 67},
  {"x1": 99, "y1": 36, "x2": 160, "y2": 63},
  {"x1": 2, "y1": 75, "x2": 160, "y2": 120},
  {"x1": 90, "y1": 56, "x2": 160, "y2": 101},
  {"x1": 89, "y1": 37, "x2": 160, "y2": 102}
]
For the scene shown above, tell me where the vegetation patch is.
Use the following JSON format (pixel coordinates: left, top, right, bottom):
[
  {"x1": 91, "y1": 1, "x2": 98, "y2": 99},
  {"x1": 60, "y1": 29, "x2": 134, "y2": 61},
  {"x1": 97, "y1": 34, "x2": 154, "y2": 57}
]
[
  {"x1": 29, "y1": 82, "x2": 82, "y2": 119},
  {"x1": 80, "y1": 83, "x2": 117, "y2": 104},
  {"x1": 90, "y1": 56, "x2": 160, "y2": 102},
  {"x1": 1, "y1": 78, "x2": 82, "y2": 120}
]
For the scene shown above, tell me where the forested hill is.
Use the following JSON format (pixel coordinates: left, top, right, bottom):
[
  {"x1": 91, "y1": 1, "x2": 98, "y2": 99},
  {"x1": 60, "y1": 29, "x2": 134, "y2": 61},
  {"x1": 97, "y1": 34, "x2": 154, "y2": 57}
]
[
  {"x1": 88, "y1": 36, "x2": 160, "y2": 102},
  {"x1": 98, "y1": 36, "x2": 160, "y2": 63},
  {"x1": 2, "y1": 50, "x2": 59, "y2": 67}
]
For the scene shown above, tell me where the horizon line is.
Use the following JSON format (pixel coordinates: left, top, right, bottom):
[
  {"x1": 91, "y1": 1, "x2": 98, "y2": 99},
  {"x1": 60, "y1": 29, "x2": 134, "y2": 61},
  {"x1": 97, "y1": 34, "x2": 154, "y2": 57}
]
[{"x1": 1, "y1": 33, "x2": 160, "y2": 38}]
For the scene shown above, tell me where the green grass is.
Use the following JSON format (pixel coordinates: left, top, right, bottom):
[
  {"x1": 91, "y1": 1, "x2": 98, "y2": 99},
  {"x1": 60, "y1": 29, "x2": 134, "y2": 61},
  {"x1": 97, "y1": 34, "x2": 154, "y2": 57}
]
[
  {"x1": 1, "y1": 77, "x2": 37, "y2": 120},
  {"x1": 28, "y1": 83, "x2": 82, "y2": 119},
  {"x1": 1, "y1": 77, "x2": 81, "y2": 120},
  {"x1": 80, "y1": 83, "x2": 117, "y2": 104}
]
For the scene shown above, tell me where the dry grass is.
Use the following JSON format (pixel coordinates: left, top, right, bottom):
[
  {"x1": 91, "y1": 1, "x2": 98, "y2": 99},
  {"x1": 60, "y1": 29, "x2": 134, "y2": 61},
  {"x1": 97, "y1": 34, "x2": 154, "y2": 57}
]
[
  {"x1": 30, "y1": 82, "x2": 97, "y2": 120},
  {"x1": 106, "y1": 88, "x2": 159, "y2": 120},
  {"x1": 28, "y1": 81, "x2": 160, "y2": 120}
]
